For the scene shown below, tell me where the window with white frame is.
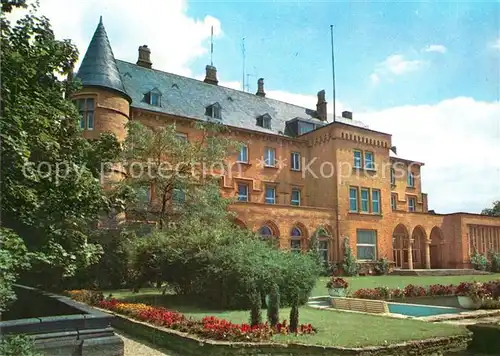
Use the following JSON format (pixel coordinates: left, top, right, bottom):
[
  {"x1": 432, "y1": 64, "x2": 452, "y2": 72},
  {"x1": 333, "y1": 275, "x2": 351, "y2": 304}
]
[
  {"x1": 371, "y1": 189, "x2": 380, "y2": 214},
  {"x1": 75, "y1": 98, "x2": 95, "y2": 130},
  {"x1": 176, "y1": 132, "x2": 188, "y2": 142},
  {"x1": 353, "y1": 150, "x2": 362, "y2": 168},
  {"x1": 407, "y1": 171, "x2": 415, "y2": 187},
  {"x1": 205, "y1": 103, "x2": 221, "y2": 120},
  {"x1": 291, "y1": 152, "x2": 301, "y2": 171},
  {"x1": 356, "y1": 229, "x2": 377, "y2": 260},
  {"x1": 360, "y1": 188, "x2": 369, "y2": 212},
  {"x1": 265, "y1": 186, "x2": 276, "y2": 204},
  {"x1": 150, "y1": 92, "x2": 161, "y2": 106},
  {"x1": 364, "y1": 151, "x2": 374, "y2": 169},
  {"x1": 390, "y1": 168, "x2": 396, "y2": 185},
  {"x1": 291, "y1": 189, "x2": 301, "y2": 206},
  {"x1": 237, "y1": 183, "x2": 248, "y2": 202},
  {"x1": 264, "y1": 147, "x2": 276, "y2": 167},
  {"x1": 349, "y1": 187, "x2": 358, "y2": 212},
  {"x1": 238, "y1": 145, "x2": 248, "y2": 163},
  {"x1": 391, "y1": 195, "x2": 397, "y2": 210},
  {"x1": 408, "y1": 197, "x2": 416, "y2": 212},
  {"x1": 318, "y1": 240, "x2": 329, "y2": 265}
]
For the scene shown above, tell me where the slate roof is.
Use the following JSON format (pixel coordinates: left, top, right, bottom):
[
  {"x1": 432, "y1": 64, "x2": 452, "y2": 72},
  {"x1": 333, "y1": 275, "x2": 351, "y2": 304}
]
[{"x1": 76, "y1": 17, "x2": 130, "y2": 101}]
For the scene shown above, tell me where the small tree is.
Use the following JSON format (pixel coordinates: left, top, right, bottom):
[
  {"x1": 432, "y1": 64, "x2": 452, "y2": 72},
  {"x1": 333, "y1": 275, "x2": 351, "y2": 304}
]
[
  {"x1": 342, "y1": 237, "x2": 359, "y2": 276},
  {"x1": 249, "y1": 285, "x2": 262, "y2": 327},
  {"x1": 289, "y1": 290, "x2": 300, "y2": 333},
  {"x1": 267, "y1": 282, "x2": 280, "y2": 327},
  {"x1": 482, "y1": 201, "x2": 500, "y2": 217}
]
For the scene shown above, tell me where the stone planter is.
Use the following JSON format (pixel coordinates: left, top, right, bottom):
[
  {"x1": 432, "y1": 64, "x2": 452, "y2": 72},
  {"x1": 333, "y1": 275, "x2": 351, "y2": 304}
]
[
  {"x1": 328, "y1": 288, "x2": 347, "y2": 297},
  {"x1": 457, "y1": 296, "x2": 481, "y2": 309}
]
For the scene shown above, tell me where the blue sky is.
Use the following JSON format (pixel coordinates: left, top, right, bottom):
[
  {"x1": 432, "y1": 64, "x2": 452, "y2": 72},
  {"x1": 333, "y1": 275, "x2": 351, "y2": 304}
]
[
  {"x1": 187, "y1": 1, "x2": 499, "y2": 110},
  {"x1": 10, "y1": 0, "x2": 500, "y2": 213}
]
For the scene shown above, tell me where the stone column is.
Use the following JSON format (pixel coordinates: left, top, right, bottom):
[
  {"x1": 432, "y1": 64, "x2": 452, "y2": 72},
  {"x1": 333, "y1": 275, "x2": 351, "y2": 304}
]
[
  {"x1": 425, "y1": 240, "x2": 431, "y2": 269},
  {"x1": 407, "y1": 238, "x2": 414, "y2": 270}
]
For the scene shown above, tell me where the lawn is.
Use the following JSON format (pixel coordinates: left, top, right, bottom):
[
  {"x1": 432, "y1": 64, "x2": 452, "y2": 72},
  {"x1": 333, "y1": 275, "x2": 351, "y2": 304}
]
[
  {"x1": 311, "y1": 274, "x2": 500, "y2": 297},
  {"x1": 103, "y1": 289, "x2": 469, "y2": 347}
]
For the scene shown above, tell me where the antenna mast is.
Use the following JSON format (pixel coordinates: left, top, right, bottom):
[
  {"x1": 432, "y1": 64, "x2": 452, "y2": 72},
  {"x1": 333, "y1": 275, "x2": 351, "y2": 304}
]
[
  {"x1": 330, "y1": 25, "x2": 336, "y2": 121},
  {"x1": 242, "y1": 37, "x2": 246, "y2": 91},
  {"x1": 210, "y1": 26, "x2": 214, "y2": 66}
]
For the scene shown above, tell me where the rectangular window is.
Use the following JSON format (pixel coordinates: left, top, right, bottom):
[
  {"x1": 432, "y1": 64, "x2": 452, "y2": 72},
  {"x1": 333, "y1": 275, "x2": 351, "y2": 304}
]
[
  {"x1": 176, "y1": 132, "x2": 188, "y2": 142},
  {"x1": 408, "y1": 197, "x2": 416, "y2": 212},
  {"x1": 390, "y1": 168, "x2": 396, "y2": 185},
  {"x1": 365, "y1": 151, "x2": 374, "y2": 169},
  {"x1": 150, "y1": 92, "x2": 160, "y2": 106},
  {"x1": 353, "y1": 150, "x2": 362, "y2": 168},
  {"x1": 291, "y1": 152, "x2": 301, "y2": 171},
  {"x1": 264, "y1": 147, "x2": 276, "y2": 167},
  {"x1": 291, "y1": 189, "x2": 301, "y2": 206},
  {"x1": 290, "y1": 239, "x2": 301, "y2": 253},
  {"x1": 298, "y1": 122, "x2": 314, "y2": 135},
  {"x1": 360, "y1": 188, "x2": 369, "y2": 212},
  {"x1": 76, "y1": 98, "x2": 94, "y2": 130},
  {"x1": 318, "y1": 240, "x2": 329, "y2": 264},
  {"x1": 265, "y1": 186, "x2": 276, "y2": 204},
  {"x1": 407, "y1": 171, "x2": 415, "y2": 187},
  {"x1": 356, "y1": 230, "x2": 377, "y2": 260},
  {"x1": 237, "y1": 184, "x2": 248, "y2": 202},
  {"x1": 238, "y1": 145, "x2": 248, "y2": 163},
  {"x1": 372, "y1": 189, "x2": 380, "y2": 214},
  {"x1": 137, "y1": 185, "x2": 151, "y2": 203},
  {"x1": 391, "y1": 195, "x2": 397, "y2": 210},
  {"x1": 172, "y1": 188, "x2": 185, "y2": 203},
  {"x1": 349, "y1": 187, "x2": 358, "y2": 212}
]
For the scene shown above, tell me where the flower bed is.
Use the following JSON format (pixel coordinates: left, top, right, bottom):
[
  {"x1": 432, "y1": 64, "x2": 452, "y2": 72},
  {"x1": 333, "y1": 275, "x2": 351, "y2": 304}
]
[
  {"x1": 66, "y1": 290, "x2": 315, "y2": 342},
  {"x1": 351, "y1": 281, "x2": 500, "y2": 306}
]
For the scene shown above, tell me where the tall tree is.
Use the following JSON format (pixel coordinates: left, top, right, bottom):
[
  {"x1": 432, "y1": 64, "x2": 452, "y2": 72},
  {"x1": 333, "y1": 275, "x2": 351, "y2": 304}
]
[
  {"x1": 482, "y1": 201, "x2": 500, "y2": 217},
  {"x1": 1, "y1": 3, "x2": 121, "y2": 288},
  {"x1": 121, "y1": 121, "x2": 239, "y2": 230}
]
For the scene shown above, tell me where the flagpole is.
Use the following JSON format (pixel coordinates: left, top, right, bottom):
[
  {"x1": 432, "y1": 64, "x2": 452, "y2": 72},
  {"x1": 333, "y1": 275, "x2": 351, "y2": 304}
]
[
  {"x1": 330, "y1": 25, "x2": 336, "y2": 121},
  {"x1": 210, "y1": 26, "x2": 214, "y2": 66}
]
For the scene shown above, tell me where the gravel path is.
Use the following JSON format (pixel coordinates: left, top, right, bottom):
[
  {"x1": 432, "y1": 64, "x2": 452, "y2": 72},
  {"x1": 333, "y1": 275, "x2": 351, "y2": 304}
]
[{"x1": 117, "y1": 332, "x2": 178, "y2": 356}]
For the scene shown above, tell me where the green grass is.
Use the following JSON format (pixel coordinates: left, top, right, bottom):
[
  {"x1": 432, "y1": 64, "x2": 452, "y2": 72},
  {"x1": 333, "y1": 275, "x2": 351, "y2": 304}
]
[
  {"x1": 103, "y1": 289, "x2": 470, "y2": 347},
  {"x1": 311, "y1": 274, "x2": 500, "y2": 297}
]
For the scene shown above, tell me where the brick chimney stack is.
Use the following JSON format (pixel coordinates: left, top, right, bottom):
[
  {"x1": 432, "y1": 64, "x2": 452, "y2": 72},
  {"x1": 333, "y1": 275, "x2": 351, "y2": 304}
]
[
  {"x1": 204, "y1": 65, "x2": 218, "y2": 85},
  {"x1": 316, "y1": 90, "x2": 327, "y2": 121},
  {"x1": 256, "y1": 78, "x2": 266, "y2": 97},
  {"x1": 137, "y1": 45, "x2": 152, "y2": 69}
]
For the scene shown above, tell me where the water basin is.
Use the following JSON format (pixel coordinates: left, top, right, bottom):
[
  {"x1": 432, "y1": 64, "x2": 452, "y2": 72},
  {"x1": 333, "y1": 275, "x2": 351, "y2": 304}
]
[{"x1": 388, "y1": 301, "x2": 463, "y2": 317}]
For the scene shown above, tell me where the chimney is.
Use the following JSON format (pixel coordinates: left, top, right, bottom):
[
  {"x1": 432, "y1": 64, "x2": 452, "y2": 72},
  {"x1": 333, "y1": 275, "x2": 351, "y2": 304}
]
[
  {"x1": 316, "y1": 90, "x2": 327, "y2": 121},
  {"x1": 204, "y1": 65, "x2": 218, "y2": 85},
  {"x1": 342, "y1": 111, "x2": 353, "y2": 120},
  {"x1": 256, "y1": 78, "x2": 266, "y2": 97},
  {"x1": 137, "y1": 45, "x2": 152, "y2": 69}
]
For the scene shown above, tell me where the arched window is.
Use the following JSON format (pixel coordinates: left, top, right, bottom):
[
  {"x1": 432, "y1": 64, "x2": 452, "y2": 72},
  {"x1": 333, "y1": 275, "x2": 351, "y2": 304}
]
[
  {"x1": 259, "y1": 226, "x2": 274, "y2": 238},
  {"x1": 290, "y1": 227, "x2": 302, "y2": 253}
]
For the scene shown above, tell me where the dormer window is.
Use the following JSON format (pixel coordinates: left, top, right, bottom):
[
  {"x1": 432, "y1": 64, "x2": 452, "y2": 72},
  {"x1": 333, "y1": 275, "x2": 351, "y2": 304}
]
[
  {"x1": 257, "y1": 113, "x2": 272, "y2": 129},
  {"x1": 144, "y1": 88, "x2": 161, "y2": 107},
  {"x1": 205, "y1": 102, "x2": 221, "y2": 120}
]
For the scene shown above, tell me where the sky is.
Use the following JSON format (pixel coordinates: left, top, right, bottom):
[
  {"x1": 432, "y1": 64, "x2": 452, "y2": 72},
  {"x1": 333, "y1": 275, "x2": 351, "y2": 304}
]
[{"x1": 9, "y1": 0, "x2": 500, "y2": 214}]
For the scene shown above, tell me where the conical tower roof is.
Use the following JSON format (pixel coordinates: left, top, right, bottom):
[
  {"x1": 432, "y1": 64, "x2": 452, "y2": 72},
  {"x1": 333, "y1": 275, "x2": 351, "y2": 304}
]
[{"x1": 76, "y1": 17, "x2": 130, "y2": 101}]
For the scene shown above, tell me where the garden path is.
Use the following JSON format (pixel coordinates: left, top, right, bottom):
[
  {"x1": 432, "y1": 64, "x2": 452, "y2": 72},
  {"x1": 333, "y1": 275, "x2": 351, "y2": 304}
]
[{"x1": 117, "y1": 332, "x2": 178, "y2": 356}]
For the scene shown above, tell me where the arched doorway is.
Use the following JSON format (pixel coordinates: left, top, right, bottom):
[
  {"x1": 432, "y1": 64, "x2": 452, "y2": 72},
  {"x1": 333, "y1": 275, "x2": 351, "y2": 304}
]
[
  {"x1": 314, "y1": 225, "x2": 332, "y2": 265},
  {"x1": 392, "y1": 224, "x2": 410, "y2": 269},
  {"x1": 411, "y1": 226, "x2": 427, "y2": 269},
  {"x1": 430, "y1": 227, "x2": 444, "y2": 269}
]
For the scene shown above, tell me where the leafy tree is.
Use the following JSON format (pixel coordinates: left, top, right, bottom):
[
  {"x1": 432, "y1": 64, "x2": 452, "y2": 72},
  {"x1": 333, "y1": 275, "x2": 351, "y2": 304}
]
[
  {"x1": 342, "y1": 237, "x2": 359, "y2": 276},
  {"x1": 482, "y1": 201, "x2": 500, "y2": 217},
  {"x1": 121, "y1": 121, "x2": 239, "y2": 230},
  {"x1": 1, "y1": 3, "x2": 121, "y2": 289}
]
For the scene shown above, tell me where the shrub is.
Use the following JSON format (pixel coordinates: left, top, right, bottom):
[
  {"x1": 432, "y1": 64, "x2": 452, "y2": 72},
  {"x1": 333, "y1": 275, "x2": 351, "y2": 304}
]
[
  {"x1": 267, "y1": 283, "x2": 280, "y2": 327},
  {"x1": 289, "y1": 291, "x2": 300, "y2": 333},
  {"x1": 428, "y1": 284, "x2": 455, "y2": 296},
  {"x1": 403, "y1": 284, "x2": 427, "y2": 298},
  {"x1": 374, "y1": 257, "x2": 390, "y2": 275},
  {"x1": 341, "y1": 237, "x2": 359, "y2": 276},
  {"x1": 0, "y1": 335, "x2": 41, "y2": 356},
  {"x1": 66, "y1": 289, "x2": 104, "y2": 305},
  {"x1": 249, "y1": 286, "x2": 262, "y2": 327},
  {"x1": 471, "y1": 252, "x2": 489, "y2": 271},
  {"x1": 489, "y1": 252, "x2": 500, "y2": 273}
]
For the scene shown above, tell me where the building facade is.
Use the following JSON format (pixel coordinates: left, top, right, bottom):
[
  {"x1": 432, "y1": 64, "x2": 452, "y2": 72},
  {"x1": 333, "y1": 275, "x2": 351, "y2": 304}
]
[{"x1": 73, "y1": 18, "x2": 500, "y2": 270}]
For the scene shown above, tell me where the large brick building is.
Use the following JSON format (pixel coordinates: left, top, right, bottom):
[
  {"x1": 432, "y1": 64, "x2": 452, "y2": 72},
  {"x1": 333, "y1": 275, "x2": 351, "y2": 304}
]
[{"x1": 73, "y1": 18, "x2": 500, "y2": 270}]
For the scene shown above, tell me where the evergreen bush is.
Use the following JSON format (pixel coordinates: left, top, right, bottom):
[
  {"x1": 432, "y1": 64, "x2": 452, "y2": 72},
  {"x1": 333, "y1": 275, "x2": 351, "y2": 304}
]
[
  {"x1": 267, "y1": 283, "x2": 280, "y2": 327},
  {"x1": 249, "y1": 285, "x2": 262, "y2": 327}
]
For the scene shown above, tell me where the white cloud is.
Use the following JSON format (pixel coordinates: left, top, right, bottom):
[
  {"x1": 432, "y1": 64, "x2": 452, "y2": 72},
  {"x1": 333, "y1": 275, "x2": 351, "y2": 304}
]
[
  {"x1": 8, "y1": 0, "x2": 221, "y2": 77},
  {"x1": 357, "y1": 97, "x2": 500, "y2": 213},
  {"x1": 491, "y1": 38, "x2": 500, "y2": 50},
  {"x1": 370, "y1": 54, "x2": 425, "y2": 83},
  {"x1": 424, "y1": 44, "x2": 447, "y2": 54}
]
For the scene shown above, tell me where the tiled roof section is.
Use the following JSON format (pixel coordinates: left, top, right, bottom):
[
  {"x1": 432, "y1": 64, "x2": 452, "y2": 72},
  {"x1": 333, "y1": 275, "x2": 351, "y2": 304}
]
[
  {"x1": 116, "y1": 60, "x2": 325, "y2": 136},
  {"x1": 76, "y1": 18, "x2": 130, "y2": 101}
]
